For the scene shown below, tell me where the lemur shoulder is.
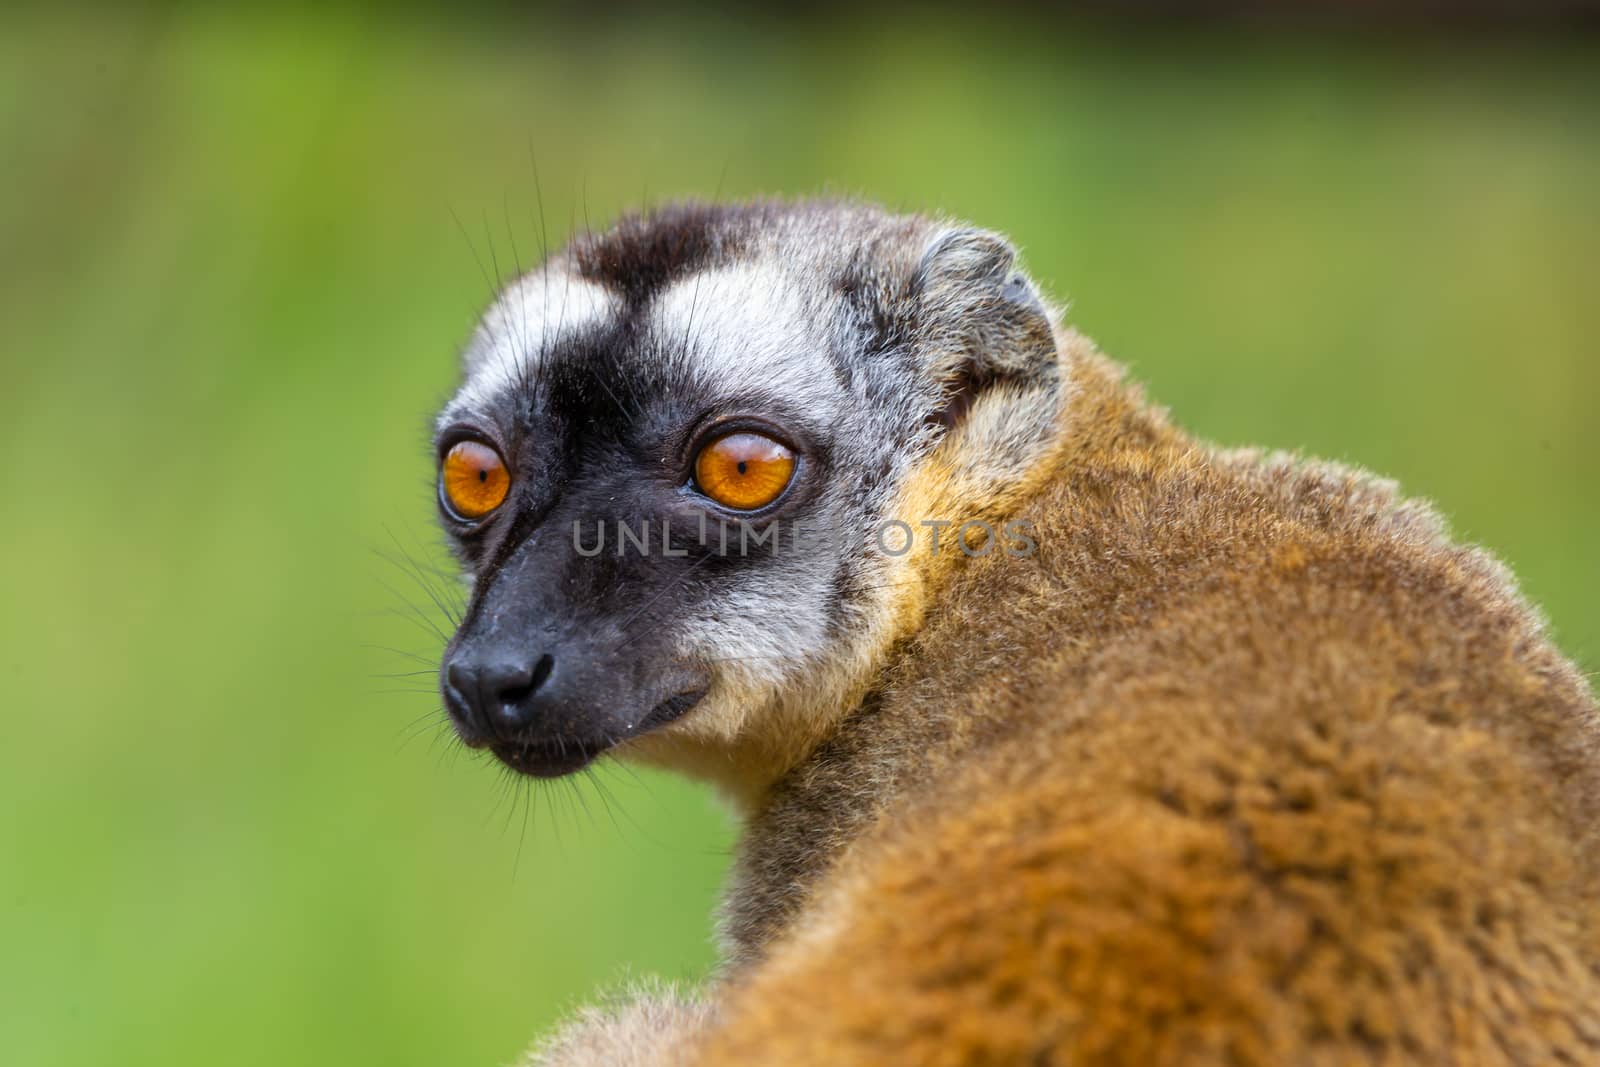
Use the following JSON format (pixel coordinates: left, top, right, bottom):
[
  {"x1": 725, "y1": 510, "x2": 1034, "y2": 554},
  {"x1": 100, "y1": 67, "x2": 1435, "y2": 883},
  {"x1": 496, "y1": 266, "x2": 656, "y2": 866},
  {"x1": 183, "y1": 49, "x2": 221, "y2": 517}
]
[{"x1": 429, "y1": 199, "x2": 1600, "y2": 1065}]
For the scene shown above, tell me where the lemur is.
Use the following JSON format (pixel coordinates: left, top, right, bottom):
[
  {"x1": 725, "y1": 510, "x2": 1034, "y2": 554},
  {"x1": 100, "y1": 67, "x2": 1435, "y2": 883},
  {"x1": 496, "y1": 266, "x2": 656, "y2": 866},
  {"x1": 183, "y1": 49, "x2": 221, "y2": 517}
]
[{"x1": 431, "y1": 199, "x2": 1600, "y2": 1065}]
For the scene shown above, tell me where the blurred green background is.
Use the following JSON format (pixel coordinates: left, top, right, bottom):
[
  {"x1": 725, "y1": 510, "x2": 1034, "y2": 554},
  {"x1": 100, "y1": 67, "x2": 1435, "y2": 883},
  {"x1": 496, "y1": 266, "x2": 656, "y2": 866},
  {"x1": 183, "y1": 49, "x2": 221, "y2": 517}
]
[{"x1": 1, "y1": 4, "x2": 1596, "y2": 1065}]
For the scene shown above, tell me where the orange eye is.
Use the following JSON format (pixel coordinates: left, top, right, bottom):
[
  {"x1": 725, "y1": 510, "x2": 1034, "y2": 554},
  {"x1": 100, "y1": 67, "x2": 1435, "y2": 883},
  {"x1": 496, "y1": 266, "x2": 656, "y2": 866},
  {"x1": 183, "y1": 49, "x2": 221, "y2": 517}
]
[
  {"x1": 694, "y1": 431, "x2": 796, "y2": 511},
  {"x1": 441, "y1": 440, "x2": 510, "y2": 520}
]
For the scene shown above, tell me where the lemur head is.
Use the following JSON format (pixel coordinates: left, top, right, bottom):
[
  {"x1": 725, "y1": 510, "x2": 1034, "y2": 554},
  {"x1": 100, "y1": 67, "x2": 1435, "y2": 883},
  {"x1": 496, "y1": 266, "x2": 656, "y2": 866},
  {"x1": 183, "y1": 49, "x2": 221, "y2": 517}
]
[{"x1": 435, "y1": 200, "x2": 1066, "y2": 803}]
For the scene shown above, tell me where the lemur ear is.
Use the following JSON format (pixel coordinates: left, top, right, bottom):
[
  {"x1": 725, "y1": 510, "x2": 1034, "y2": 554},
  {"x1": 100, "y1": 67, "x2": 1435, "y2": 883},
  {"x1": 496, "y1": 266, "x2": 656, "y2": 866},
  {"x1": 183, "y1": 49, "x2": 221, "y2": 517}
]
[{"x1": 915, "y1": 228, "x2": 1058, "y2": 430}]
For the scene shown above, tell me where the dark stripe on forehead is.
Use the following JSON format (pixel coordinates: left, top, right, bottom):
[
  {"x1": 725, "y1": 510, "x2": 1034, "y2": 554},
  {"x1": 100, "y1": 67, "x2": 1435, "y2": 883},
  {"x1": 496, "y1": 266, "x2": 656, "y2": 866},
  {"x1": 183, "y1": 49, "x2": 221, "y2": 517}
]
[{"x1": 569, "y1": 201, "x2": 767, "y2": 305}]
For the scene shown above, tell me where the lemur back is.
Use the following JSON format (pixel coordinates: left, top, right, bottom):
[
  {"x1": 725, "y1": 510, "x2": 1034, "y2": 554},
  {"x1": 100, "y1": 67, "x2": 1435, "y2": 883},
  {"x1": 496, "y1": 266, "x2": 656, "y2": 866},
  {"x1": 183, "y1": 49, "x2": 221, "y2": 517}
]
[{"x1": 694, "y1": 341, "x2": 1600, "y2": 1064}]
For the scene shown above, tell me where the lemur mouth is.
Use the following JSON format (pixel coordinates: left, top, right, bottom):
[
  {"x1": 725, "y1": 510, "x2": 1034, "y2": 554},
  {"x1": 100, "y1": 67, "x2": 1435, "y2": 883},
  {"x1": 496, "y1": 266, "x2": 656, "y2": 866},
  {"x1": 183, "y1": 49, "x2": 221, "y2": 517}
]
[
  {"x1": 637, "y1": 689, "x2": 707, "y2": 732},
  {"x1": 487, "y1": 690, "x2": 707, "y2": 778},
  {"x1": 490, "y1": 737, "x2": 610, "y2": 778}
]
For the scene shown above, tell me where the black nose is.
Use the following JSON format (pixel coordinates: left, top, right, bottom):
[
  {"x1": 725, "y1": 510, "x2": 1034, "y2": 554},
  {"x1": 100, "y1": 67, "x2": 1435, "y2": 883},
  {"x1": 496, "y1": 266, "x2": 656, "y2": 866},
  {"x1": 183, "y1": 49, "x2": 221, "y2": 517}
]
[{"x1": 443, "y1": 651, "x2": 556, "y2": 740}]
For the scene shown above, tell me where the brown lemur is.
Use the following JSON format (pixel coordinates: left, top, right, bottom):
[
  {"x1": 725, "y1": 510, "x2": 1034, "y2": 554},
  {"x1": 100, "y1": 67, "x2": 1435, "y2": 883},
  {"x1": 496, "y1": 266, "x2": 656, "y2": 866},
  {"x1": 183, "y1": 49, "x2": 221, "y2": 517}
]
[{"x1": 431, "y1": 200, "x2": 1600, "y2": 1064}]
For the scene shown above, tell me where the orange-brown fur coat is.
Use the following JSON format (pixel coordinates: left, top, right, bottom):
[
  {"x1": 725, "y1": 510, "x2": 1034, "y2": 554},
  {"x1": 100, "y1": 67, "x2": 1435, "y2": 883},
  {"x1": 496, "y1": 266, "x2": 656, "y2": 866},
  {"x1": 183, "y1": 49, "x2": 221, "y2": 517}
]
[{"x1": 541, "y1": 333, "x2": 1600, "y2": 1065}]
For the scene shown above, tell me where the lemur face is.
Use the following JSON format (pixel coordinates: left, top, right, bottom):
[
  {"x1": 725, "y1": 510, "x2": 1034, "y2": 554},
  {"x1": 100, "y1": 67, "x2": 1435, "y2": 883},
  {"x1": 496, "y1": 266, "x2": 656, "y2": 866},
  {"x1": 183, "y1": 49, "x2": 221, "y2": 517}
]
[{"x1": 435, "y1": 202, "x2": 1060, "y2": 782}]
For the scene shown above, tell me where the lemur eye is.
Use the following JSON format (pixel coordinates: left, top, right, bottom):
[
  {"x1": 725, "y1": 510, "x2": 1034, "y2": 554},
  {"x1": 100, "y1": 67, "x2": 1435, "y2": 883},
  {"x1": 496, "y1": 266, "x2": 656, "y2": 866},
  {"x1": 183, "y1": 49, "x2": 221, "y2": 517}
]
[
  {"x1": 694, "y1": 431, "x2": 795, "y2": 511},
  {"x1": 441, "y1": 440, "x2": 510, "y2": 520}
]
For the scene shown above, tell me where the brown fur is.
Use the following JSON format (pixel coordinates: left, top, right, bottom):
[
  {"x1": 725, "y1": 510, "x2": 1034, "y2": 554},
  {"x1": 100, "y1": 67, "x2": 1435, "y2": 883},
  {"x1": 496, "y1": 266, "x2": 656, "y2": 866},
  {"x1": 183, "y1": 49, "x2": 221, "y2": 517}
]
[{"x1": 530, "y1": 330, "x2": 1600, "y2": 1065}]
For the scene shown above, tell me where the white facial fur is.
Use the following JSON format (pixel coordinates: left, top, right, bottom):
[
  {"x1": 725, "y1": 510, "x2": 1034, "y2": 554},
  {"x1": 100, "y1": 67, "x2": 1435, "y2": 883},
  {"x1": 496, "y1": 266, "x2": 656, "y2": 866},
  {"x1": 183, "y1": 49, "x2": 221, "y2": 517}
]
[
  {"x1": 443, "y1": 270, "x2": 617, "y2": 421},
  {"x1": 648, "y1": 263, "x2": 846, "y2": 425}
]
